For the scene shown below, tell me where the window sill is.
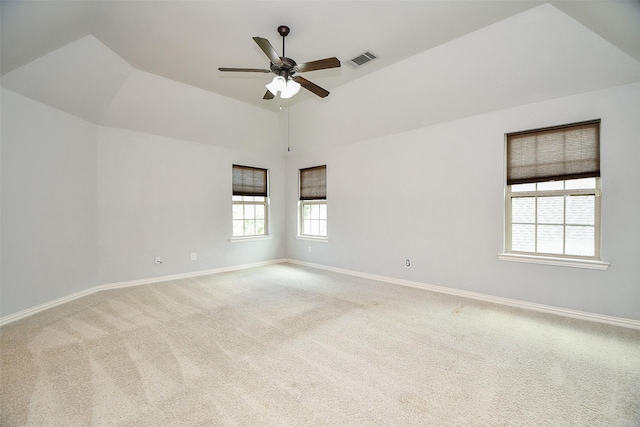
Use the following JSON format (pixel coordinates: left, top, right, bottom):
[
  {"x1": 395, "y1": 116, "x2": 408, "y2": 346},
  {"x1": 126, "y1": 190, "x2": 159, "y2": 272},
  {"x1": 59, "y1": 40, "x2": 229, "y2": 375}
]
[
  {"x1": 296, "y1": 236, "x2": 329, "y2": 243},
  {"x1": 497, "y1": 253, "x2": 609, "y2": 270},
  {"x1": 229, "y1": 235, "x2": 272, "y2": 243}
]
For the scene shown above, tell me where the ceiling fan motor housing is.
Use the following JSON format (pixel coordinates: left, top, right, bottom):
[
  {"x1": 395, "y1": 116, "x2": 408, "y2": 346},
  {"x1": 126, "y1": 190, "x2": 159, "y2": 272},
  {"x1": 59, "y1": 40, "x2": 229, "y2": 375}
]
[{"x1": 272, "y1": 57, "x2": 297, "y2": 80}]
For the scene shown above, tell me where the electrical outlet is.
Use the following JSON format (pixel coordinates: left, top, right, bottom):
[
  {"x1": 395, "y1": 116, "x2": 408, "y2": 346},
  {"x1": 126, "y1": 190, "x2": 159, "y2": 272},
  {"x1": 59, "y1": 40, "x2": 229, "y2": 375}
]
[
  {"x1": 405, "y1": 259, "x2": 411, "y2": 267},
  {"x1": 155, "y1": 257, "x2": 162, "y2": 265},
  {"x1": 191, "y1": 252, "x2": 197, "y2": 261}
]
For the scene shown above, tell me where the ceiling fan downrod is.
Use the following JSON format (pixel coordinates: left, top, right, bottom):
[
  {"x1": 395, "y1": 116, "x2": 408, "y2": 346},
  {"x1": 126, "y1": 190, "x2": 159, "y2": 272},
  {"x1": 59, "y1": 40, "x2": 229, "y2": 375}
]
[{"x1": 278, "y1": 25, "x2": 290, "y2": 57}]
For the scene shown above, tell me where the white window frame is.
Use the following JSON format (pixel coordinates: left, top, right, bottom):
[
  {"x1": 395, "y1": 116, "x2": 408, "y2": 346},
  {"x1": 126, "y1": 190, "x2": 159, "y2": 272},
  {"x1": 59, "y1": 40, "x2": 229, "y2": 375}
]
[
  {"x1": 298, "y1": 200, "x2": 327, "y2": 239},
  {"x1": 232, "y1": 195, "x2": 269, "y2": 239},
  {"x1": 505, "y1": 178, "x2": 602, "y2": 259}
]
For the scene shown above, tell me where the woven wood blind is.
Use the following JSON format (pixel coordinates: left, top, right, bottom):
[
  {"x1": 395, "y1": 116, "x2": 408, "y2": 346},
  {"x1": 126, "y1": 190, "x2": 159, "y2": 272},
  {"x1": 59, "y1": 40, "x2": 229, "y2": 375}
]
[
  {"x1": 300, "y1": 165, "x2": 326, "y2": 200},
  {"x1": 232, "y1": 165, "x2": 267, "y2": 197},
  {"x1": 506, "y1": 120, "x2": 600, "y2": 185}
]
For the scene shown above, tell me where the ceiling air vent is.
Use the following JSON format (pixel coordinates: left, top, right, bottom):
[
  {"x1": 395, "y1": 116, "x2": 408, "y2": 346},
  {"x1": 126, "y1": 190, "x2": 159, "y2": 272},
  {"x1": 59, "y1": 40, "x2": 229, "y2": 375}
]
[{"x1": 347, "y1": 51, "x2": 377, "y2": 69}]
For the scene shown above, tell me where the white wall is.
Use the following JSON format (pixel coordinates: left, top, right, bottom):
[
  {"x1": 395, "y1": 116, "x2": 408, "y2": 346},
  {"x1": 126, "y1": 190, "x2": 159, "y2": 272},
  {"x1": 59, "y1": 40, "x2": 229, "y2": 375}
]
[
  {"x1": 2, "y1": 77, "x2": 638, "y2": 323},
  {"x1": 97, "y1": 126, "x2": 286, "y2": 285},
  {"x1": 0, "y1": 89, "x2": 286, "y2": 318},
  {"x1": 1, "y1": 89, "x2": 98, "y2": 316},
  {"x1": 286, "y1": 83, "x2": 640, "y2": 321}
]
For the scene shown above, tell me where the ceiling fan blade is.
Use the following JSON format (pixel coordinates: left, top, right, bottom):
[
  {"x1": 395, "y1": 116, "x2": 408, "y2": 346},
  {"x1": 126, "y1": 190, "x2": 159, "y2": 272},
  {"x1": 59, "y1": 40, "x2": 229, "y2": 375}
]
[
  {"x1": 294, "y1": 57, "x2": 341, "y2": 73},
  {"x1": 263, "y1": 90, "x2": 275, "y2": 100},
  {"x1": 218, "y1": 67, "x2": 271, "y2": 73},
  {"x1": 292, "y1": 76, "x2": 330, "y2": 98},
  {"x1": 253, "y1": 37, "x2": 282, "y2": 65}
]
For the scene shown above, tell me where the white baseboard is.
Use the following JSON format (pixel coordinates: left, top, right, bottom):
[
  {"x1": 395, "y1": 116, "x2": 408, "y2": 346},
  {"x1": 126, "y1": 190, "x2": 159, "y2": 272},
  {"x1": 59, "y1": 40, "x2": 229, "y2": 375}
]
[
  {"x1": 285, "y1": 259, "x2": 640, "y2": 330},
  {"x1": 0, "y1": 259, "x2": 287, "y2": 327},
  {"x1": 0, "y1": 288, "x2": 99, "y2": 328},
  {"x1": 99, "y1": 259, "x2": 287, "y2": 291},
  {"x1": 3, "y1": 258, "x2": 638, "y2": 330}
]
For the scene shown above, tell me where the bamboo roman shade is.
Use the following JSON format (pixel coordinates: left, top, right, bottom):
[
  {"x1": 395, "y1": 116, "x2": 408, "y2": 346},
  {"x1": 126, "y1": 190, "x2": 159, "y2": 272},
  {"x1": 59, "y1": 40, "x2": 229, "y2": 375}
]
[
  {"x1": 506, "y1": 120, "x2": 600, "y2": 185},
  {"x1": 232, "y1": 165, "x2": 267, "y2": 197},
  {"x1": 300, "y1": 165, "x2": 326, "y2": 200}
]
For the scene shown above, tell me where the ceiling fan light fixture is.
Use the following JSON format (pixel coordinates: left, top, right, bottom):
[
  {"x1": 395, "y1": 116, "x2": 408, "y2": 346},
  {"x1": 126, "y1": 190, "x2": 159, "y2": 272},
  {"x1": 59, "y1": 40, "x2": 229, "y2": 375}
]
[
  {"x1": 221, "y1": 26, "x2": 340, "y2": 101},
  {"x1": 280, "y1": 79, "x2": 301, "y2": 99},
  {"x1": 266, "y1": 76, "x2": 286, "y2": 95}
]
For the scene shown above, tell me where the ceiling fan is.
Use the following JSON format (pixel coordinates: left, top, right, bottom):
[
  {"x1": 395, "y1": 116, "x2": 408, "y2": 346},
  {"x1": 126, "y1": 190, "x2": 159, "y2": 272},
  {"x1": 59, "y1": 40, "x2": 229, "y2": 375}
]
[{"x1": 218, "y1": 25, "x2": 341, "y2": 100}]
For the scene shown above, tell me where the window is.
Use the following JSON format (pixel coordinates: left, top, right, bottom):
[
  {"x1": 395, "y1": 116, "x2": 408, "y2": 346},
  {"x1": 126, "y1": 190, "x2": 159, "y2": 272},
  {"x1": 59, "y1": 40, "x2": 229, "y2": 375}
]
[
  {"x1": 232, "y1": 165, "x2": 268, "y2": 238},
  {"x1": 299, "y1": 165, "x2": 327, "y2": 238},
  {"x1": 505, "y1": 120, "x2": 601, "y2": 260}
]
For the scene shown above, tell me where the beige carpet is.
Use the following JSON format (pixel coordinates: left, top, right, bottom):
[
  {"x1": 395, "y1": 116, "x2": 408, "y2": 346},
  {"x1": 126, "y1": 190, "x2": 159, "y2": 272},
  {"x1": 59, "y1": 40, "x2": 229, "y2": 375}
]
[{"x1": 1, "y1": 263, "x2": 639, "y2": 426}]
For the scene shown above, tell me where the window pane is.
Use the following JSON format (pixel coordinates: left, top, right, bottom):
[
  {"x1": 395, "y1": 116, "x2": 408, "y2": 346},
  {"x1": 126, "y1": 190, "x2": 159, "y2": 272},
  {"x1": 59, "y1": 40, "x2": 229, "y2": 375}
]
[
  {"x1": 232, "y1": 195, "x2": 243, "y2": 202},
  {"x1": 233, "y1": 220, "x2": 244, "y2": 237},
  {"x1": 244, "y1": 220, "x2": 255, "y2": 235},
  {"x1": 566, "y1": 226, "x2": 595, "y2": 256},
  {"x1": 254, "y1": 196, "x2": 265, "y2": 202},
  {"x1": 512, "y1": 224, "x2": 535, "y2": 252},
  {"x1": 303, "y1": 204, "x2": 311, "y2": 220},
  {"x1": 538, "y1": 181, "x2": 564, "y2": 191},
  {"x1": 255, "y1": 204, "x2": 265, "y2": 220},
  {"x1": 319, "y1": 220, "x2": 327, "y2": 236},
  {"x1": 512, "y1": 197, "x2": 535, "y2": 223},
  {"x1": 537, "y1": 196, "x2": 564, "y2": 224},
  {"x1": 232, "y1": 204, "x2": 244, "y2": 220},
  {"x1": 245, "y1": 204, "x2": 255, "y2": 219},
  {"x1": 319, "y1": 203, "x2": 327, "y2": 220},
  {"x1": 311, "y1": 204, "x2": 320, "y2": 220},
  {"x1": 256, "y1": 220, "x2": 265, "y2": 235},
  {"x1": 310, "y1": 220, "x2": 320, "y2": 235},
  {"x1": 537, "y1": 225, "x2": 563, "y2": 254},
  {"x1": 565, "y1": 178, "x2": 596, "y2": 190},
  {"x1": 511, "y1": 183, "x2": 536, "y2": 192},
  {"x1": 303, "y1": 219, "x2": 312, "y2": 235},
  {"x1": 566, "y1": 196, "x2": 594, "y2": 225}
]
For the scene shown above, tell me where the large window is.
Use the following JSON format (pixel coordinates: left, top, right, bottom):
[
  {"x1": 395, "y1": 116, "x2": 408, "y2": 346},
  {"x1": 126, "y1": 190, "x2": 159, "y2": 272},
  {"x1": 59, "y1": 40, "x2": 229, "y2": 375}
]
[
  {"x1": 232, "y1": 165, "x2": 268, "y2": 238},
  {"x1": 299, "y1": 165, "x2": 327, "y2": 238},
  {"x1": 505, "y1": 120, "x2": 601, "y2": 259}
]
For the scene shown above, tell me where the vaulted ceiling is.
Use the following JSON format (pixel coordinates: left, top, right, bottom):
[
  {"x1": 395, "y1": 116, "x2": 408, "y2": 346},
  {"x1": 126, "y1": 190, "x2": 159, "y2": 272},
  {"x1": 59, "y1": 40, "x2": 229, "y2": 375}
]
[{"x1": 2, "y1": 1, "x2": 640, "y2": 150}]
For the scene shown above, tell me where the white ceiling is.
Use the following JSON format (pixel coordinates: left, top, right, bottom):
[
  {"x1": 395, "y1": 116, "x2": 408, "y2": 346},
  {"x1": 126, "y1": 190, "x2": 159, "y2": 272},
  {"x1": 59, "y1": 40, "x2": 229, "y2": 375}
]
[
  {"x1": 3, "y1": 1, "x2": 640, "y2": 109},
  {"x1": 290, "y1": 3, "x2": 640, "y2": 152},
  {"x1": 1, "y1": 1, "x2": 640, "y2": 149}
]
